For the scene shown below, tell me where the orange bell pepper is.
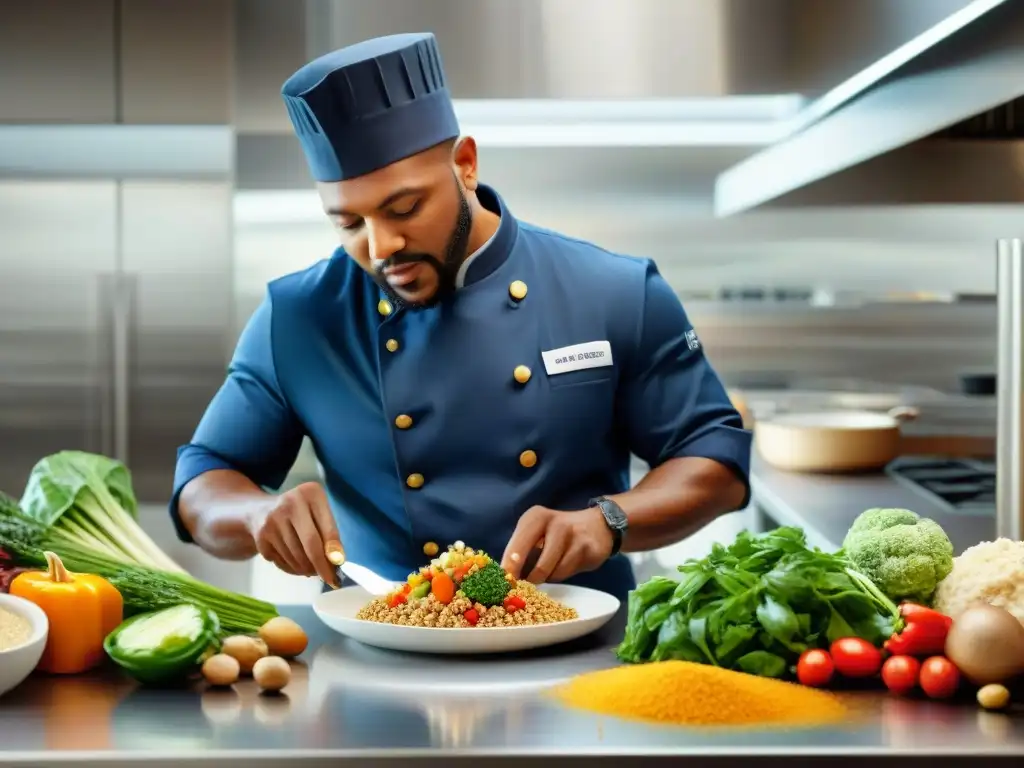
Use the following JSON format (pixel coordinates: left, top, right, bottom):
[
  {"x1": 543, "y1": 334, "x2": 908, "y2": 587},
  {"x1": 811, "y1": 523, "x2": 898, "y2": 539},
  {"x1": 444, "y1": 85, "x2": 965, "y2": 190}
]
[{"x1": 10, "y1": 551, "x2": 123, "y2": 674}]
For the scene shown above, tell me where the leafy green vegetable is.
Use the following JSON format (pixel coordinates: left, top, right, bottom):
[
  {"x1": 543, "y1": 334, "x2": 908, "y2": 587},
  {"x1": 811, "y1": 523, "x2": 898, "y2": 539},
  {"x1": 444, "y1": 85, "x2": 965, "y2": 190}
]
[
  {"x1": 841, "y1": 507, "x2": 954, "y2": 606},
  {"x1": 616, "y1": 527, "x2": 903, "y2": 678},
  {"x1": 0, "y1": 492, "x2": 276, "y2": 634},
  {"x1": 19, "y1": 451, "x2": 184, "y2": 573},
  {"x1": 460, "y1": 560, "x2": 511, "y2": 606}
]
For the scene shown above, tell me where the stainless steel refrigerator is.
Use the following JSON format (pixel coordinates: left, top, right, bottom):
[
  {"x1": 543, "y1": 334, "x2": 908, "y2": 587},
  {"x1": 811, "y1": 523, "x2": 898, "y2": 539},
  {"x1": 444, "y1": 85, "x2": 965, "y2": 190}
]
[{"x1": 0, "y1": 178, "x2": 234, "y2": 504}]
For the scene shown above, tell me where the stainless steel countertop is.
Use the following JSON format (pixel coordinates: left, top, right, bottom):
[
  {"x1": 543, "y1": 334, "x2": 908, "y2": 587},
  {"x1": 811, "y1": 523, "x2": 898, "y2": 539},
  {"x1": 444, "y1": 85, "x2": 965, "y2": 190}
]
[
  {"x1": 1, "y1": 601, "x2": 1023, "y2": 766},
  {"x1": 748, "y1": 453, "x2": 995, "y2": 555}
]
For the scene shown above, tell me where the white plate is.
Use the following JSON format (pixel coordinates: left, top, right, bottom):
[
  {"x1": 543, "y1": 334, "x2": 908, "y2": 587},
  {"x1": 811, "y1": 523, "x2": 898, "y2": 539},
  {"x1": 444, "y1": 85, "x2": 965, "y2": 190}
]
[{"x1": 313, "y1": 583, "x2": 620, "y2": 655}]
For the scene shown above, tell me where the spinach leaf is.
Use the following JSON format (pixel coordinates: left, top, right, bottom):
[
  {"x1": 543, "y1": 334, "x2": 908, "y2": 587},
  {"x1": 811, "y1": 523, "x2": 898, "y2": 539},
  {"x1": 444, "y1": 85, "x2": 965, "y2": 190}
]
[
  {"x1": 618, "y1": 525, "x2": 899, "y2": 678},
  {"x1": 736, "y1": 650, "x2": 788, "y2": 678}
]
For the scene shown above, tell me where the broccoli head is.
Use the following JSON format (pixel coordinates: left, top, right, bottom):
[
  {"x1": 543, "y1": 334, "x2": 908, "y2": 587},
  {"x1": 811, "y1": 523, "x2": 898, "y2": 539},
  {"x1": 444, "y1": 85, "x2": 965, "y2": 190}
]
[
  {"x1": 842, "y1": 507, "x2": 954, "y2": 606},
  {"x1": 459, "y1": 560, "x2": 511, "y2": 606}
]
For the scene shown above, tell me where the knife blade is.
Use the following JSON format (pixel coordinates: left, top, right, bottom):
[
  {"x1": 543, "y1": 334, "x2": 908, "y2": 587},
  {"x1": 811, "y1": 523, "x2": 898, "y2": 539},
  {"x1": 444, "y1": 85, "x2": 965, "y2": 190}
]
[{"x1": 324, "y1": 543, "x2": 400, "y2": 595}]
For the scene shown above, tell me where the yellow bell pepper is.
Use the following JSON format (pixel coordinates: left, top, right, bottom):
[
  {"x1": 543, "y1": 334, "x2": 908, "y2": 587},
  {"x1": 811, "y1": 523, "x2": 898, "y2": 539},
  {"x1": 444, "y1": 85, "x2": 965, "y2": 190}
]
[{"x1": 10, "y1": 551, "x2": 123, "y2": 674}]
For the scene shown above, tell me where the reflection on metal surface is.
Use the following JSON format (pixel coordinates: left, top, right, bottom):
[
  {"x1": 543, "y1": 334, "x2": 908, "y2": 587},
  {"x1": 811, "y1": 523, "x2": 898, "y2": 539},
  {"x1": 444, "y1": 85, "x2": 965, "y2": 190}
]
[
  {"x1": 200, "y1": 689, "x2": 245, "y2": 728},
  {"x1": 422, "y1": 698, "x2": 516, "y2": 750},
  {"x1": 995, "y1": 238, "x2": 1024, "y2": 541},
  {"x1": 3, "y1": 607, "x2": 1024, "y2": 758}
]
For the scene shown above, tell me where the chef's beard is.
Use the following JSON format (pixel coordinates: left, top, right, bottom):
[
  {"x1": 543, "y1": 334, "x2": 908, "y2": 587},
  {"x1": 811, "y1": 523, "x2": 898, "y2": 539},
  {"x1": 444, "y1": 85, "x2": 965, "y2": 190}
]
[{"x1": 372, "y1": 179, "x2": 473, "y2": 310}]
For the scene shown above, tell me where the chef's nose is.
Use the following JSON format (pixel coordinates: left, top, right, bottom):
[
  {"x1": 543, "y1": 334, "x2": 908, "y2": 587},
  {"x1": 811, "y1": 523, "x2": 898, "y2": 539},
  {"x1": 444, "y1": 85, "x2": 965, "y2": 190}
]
[{"x1": 366, "y1": 220, "x2": 405, "y2": 264}]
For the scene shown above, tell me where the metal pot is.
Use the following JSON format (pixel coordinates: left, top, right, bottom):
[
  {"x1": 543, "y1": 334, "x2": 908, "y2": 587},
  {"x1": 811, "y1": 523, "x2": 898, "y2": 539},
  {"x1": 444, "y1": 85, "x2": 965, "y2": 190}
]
[{"x1": 755, "y1": 406, "x2": 920, "y2": 473}]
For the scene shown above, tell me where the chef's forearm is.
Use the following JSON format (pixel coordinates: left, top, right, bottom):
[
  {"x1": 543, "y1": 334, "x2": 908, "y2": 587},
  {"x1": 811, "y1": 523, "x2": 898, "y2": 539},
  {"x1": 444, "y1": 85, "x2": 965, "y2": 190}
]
[
  {"x1": 607, "y1": 457, "x2": 748, "y2": 553},
  {"x1": 177, "y1": 470, "x2": 274, "y2": 560}
]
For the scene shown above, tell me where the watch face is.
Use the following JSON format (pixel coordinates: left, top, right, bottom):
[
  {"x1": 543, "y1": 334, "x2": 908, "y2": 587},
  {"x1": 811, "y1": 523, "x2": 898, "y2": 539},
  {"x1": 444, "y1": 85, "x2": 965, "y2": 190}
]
[{"x1": 600, "y1": 500, "x2": 628, "y2": 530}]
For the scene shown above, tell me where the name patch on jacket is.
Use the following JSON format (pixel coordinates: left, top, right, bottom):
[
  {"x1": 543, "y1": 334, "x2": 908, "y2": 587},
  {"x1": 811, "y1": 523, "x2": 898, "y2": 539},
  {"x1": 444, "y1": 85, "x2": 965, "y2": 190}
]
[{"x1": 541, "y1": 340, "x2": 613, "y2": 376}]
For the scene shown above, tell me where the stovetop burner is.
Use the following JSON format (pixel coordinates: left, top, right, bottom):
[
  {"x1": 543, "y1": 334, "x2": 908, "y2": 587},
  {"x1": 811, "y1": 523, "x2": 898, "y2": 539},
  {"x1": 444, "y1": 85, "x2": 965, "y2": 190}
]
[{"x1": 887, "y1": 456, "x2": 996, "y2": 514}]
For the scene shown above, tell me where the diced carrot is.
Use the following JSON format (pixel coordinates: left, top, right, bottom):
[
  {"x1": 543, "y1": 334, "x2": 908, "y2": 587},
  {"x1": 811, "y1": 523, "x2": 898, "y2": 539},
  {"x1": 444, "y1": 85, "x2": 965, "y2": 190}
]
[{"x1": 431, "y1": 571, "x2": 456, "y2": 605}]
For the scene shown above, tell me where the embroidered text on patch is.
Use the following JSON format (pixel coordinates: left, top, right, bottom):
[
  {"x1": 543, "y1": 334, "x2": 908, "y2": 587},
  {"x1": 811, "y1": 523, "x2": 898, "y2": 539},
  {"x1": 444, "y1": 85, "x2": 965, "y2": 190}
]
[
  {"x1": 541, "y1": 340, "x2": 614, "y2": 376},
  {"x1": 685, "y1": 329, "x2": 701, "y2": 351}
]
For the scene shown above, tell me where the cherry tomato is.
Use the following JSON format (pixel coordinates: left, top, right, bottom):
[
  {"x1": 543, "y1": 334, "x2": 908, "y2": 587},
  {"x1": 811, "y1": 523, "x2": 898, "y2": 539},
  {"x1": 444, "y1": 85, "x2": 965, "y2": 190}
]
[
  {"x1": 829, "y1": 637, "x2": 883, "y2": 678},
  {"x1": 882, "y1": 655, "x2": 921, "y2": 696},
  {"x1": 463, "y1": 608, "x2": 479, "y2": 626},
  {"x1": 796, "y1": 649, "x2": 835, "y2": 687},
  {"x1": 919, "y1": 656, "x2": 960, "y2": 699}
]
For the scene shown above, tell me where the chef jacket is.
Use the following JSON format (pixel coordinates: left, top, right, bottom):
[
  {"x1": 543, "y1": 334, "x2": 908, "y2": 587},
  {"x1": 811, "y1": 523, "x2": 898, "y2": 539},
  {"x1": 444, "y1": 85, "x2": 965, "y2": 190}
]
[{"x1": 170, "y1": 185, "x2": 752, "y2": 603}]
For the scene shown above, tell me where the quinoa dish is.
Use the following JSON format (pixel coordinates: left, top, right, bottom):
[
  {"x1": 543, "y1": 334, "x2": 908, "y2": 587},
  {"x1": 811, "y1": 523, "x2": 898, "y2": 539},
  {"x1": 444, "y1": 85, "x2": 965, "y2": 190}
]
[{"x1": 356, "y1": 542, "x2": 580, "y2": 628}]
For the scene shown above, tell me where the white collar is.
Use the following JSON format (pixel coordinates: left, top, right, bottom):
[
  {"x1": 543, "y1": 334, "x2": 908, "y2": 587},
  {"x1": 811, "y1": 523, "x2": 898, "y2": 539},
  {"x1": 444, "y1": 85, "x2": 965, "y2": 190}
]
[{"x1": 454, "y1": 226, "x2": 499, "y2": 289}]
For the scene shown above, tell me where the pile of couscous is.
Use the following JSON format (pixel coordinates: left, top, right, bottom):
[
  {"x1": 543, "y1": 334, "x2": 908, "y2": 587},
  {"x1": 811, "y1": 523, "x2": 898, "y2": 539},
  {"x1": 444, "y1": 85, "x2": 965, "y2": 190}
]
[{"x1": 355, "y1": 542, "x2": 579, "y2": 628}]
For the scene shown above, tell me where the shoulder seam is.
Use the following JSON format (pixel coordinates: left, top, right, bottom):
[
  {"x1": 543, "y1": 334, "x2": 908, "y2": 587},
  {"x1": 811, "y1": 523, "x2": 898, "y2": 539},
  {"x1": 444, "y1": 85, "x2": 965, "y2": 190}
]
[{"x1": 521, "y1": 224, "x2": 647, "y2": 265}]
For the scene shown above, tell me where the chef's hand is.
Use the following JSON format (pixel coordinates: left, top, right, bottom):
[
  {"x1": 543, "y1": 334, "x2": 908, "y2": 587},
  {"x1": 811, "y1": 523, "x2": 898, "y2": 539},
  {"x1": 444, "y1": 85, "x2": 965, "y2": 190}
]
[
  {"x1": 500, "y1": 505, "x2": 614, "y2": 584},
  {"x1": 248, "y1": 482, "x2": 342, "y2": 587}
]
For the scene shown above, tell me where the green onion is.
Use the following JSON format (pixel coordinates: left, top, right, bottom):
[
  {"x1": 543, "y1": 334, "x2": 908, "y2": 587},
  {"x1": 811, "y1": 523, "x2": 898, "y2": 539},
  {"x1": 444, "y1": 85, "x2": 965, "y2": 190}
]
[{"x1": 1, "y1": 493, "x2": 277, "y2": 634}]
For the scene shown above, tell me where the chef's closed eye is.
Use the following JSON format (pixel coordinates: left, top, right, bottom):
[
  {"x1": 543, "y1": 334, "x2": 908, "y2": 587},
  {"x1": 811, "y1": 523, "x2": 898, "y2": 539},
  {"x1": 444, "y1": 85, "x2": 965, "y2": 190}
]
[{"x1": 388, "y1": 199, "x2": 421, "y2": 219}]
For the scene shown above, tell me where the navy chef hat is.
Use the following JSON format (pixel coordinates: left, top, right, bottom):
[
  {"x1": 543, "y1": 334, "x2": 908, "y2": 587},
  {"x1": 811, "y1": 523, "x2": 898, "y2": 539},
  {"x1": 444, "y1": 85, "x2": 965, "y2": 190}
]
[{"x1": 281, "y1": 32, "x2": 460, "y2": 182}]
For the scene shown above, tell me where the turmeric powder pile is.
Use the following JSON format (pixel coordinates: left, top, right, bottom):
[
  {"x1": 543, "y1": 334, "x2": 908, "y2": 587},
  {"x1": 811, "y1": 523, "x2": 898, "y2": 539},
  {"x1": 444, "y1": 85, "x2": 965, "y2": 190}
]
[{"x1": 553, "y1": 661, "x2": 849, "y2": 728}]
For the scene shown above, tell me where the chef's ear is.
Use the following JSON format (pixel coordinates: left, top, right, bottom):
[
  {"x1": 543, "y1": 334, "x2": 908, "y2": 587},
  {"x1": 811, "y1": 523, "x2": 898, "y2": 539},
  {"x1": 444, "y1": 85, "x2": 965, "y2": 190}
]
[{"x1": 450, "y1": 135, "x2": 479, "y2": 192}]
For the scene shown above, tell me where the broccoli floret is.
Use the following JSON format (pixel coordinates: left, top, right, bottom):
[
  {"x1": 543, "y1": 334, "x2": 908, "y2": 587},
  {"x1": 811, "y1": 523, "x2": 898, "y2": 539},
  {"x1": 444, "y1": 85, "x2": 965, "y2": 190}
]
[
  {"x1": 459, "y1": 561, "x2": 511, "y2": 606},
  {"x1": 842, "y1": 507, "x2": 954, "y2": 605}
]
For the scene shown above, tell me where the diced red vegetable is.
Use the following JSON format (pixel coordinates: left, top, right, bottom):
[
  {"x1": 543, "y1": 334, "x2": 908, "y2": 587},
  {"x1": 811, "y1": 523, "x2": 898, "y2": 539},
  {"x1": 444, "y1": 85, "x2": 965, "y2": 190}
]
[
  {"x1": 388, "y1": 592, "x2": 408, "y2": 608},
  {"x1": 503, "y1": 595, "x2": 526, "y2": 614},
  {"x1": 464, "y1": 608, "x2": 479, "y2": 626}
]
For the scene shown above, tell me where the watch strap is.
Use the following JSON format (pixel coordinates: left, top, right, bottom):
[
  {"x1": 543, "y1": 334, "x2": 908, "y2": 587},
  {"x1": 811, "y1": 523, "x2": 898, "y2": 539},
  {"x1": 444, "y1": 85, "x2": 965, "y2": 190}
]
[{"x1": 589, "y1": 495, "x2": 627, "y2": 557}]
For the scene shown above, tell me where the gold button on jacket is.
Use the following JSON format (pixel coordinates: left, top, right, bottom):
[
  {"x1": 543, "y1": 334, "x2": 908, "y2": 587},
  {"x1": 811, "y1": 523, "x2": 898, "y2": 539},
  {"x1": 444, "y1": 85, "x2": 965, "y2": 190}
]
[
  {"x1": 385, "y1": 338, "x2": 399, "y2": 352},
  {"x1": 377, "y1": 299, "x2": 393, "y2": 316},
  {"x1": 406, "y1": 473, "x2": 425, "y2": 489},
  {"x1": 508, "y1": 280, "x2": 528, "y2": 301},
  {"x1": 513, "y1": 365, "x2": 532, "y2": 384},
  {"x1": 395, "y1": 414, "x2": 413, "y2": 429},
  {"x1": 519, "y1": 450, "x2": 537, "y2": 468}
]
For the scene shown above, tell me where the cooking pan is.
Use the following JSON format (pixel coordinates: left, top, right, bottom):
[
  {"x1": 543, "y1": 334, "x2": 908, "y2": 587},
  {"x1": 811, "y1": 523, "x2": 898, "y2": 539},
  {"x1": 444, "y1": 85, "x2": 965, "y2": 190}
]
[{"x1": 755, "y1": 406, "x2": 920, "y2": 473}]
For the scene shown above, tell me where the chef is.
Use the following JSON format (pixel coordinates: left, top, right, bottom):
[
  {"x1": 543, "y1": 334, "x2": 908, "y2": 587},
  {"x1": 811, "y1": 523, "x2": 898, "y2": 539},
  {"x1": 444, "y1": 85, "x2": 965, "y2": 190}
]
[{"x1": 170, "y1": 32, "x2": 752, "y2": 604}]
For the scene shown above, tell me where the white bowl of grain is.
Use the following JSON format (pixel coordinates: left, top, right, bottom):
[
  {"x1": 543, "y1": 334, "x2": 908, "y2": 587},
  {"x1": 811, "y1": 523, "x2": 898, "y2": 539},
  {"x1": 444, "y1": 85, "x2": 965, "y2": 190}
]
[{"x1": 0, "y1": 593, "x2": 48, "y2": 697}]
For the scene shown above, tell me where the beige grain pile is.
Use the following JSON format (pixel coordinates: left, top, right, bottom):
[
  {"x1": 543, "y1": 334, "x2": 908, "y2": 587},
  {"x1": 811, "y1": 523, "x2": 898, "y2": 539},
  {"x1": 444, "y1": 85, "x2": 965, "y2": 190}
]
[
  {"x1": 357, "y1": 580, "x2": 578, "y2": 628},
  {"x1": 0, "y1": 606, "x2": 32, "y2": 651}
]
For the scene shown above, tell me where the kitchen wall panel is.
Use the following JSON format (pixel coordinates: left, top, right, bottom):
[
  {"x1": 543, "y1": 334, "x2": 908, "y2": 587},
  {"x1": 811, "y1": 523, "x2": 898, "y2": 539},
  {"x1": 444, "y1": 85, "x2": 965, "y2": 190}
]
[
  {"x1": 0, "y1": 181, "x2": 118, "y2": 495},
  {"x1": 119, "y1": 0, "x2": 235, "y2": 125},
  {"x1": 0, "y1": 0, "x2": 118, "y2": 123},
  {"x1": 120, "y1": 180, "x2": 235, "y2": 503},
  {"x1": 234, "y1": 0, "x2": 310, "y2": 133}
]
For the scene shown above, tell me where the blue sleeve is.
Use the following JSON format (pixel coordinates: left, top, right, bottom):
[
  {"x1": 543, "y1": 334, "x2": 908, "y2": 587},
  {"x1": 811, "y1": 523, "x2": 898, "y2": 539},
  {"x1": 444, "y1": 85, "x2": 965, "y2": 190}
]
[
  {"x1": 169, "y1": 292, "x2": 306, "y2": 542},
  {"x1": 619, "y1": 263, "x2": 752, "y2": 504}
]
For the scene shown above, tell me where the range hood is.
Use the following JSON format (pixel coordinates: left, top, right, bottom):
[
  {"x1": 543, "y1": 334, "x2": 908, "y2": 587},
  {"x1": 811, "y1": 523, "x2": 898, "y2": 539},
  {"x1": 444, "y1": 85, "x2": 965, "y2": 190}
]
[{"x1": 714, "y1": 0, "x2": 1024, "y2": 215}]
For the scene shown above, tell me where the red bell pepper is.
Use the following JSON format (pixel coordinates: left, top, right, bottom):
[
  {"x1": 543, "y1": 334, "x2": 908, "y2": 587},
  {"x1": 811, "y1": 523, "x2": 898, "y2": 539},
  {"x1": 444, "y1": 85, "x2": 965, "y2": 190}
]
[
  {"x1": 503, "y1": 595, "x2": 526, "y2": 614},
  {"x1": 883, "y1": 603, "x2": 953, "y2": 657}
]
